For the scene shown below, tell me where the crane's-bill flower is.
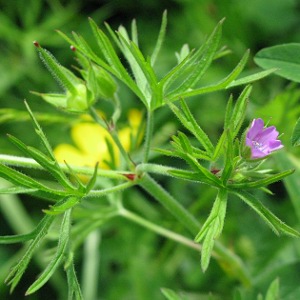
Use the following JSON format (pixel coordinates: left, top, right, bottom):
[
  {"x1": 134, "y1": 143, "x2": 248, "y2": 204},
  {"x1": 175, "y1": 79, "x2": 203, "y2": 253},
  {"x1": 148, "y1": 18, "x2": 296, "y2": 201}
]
[{"x1": 245, "y1": 118, "x2": 283, "y2": 159}]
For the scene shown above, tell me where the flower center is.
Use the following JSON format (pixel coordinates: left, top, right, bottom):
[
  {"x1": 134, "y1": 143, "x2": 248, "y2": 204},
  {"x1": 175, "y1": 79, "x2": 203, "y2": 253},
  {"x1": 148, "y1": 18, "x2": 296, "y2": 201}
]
[{"x1": 252, "y1": 140, "x2": 262, "y2": 149}]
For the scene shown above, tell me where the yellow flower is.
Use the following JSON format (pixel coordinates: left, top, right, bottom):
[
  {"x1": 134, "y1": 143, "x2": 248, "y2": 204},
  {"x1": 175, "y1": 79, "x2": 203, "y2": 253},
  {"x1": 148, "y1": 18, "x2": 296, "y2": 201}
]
[{"x1": 54, "y1": 109, "x2": 143, "y2": 169}]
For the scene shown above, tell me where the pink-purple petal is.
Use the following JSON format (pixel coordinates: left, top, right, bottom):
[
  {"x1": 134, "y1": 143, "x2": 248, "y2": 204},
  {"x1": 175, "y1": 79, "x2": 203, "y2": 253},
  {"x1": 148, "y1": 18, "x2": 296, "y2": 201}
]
[
  {"x1": 247, "y1": 118, "x2": 264, "y2": 140},
  {"x1": 268, "y1": 140, "x2": 283, "y2": 150},
  {"x1": 245, "y1": 118, "x2": 283, "y2": 159},
  {"x1": 258, "y1": 126, "x2": 279, "y2": 143}
]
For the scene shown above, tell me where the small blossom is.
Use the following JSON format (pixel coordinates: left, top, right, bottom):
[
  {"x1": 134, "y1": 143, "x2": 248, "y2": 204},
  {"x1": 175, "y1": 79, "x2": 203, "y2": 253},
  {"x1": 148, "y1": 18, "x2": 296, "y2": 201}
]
[{"x1": 246, "y1": 118, "x2": 283, "y2": 159}]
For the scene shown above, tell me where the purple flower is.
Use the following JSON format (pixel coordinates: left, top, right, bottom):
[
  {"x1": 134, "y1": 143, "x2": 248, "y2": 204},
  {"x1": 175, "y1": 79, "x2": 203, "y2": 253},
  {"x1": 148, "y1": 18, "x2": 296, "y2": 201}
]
[{"x1": 246, "y1": 118, "x2": 284, "y2": 159}]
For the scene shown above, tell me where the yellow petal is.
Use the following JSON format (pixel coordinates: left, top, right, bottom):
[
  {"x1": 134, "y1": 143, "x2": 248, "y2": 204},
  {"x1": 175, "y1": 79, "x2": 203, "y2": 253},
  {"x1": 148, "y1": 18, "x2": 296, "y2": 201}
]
[
  {"x1": 128, "y1": 109, "x2": 143, "y2": 129},
  {"x1": 71, "y1": 123, "x2": 111, "y2": 156}
]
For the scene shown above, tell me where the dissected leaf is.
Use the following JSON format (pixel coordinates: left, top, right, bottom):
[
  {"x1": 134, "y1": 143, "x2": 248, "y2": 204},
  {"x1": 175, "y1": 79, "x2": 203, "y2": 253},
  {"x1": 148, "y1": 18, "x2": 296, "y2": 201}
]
[{"x1": 26, "y1": 209, "x2": 72, "y2": 295}]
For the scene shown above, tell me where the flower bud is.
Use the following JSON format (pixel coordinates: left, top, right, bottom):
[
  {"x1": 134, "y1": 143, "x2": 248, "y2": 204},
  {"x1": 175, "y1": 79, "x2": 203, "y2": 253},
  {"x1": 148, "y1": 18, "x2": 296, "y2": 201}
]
[{"x1": 88, "y1": 65, "x2": 117, "y2": 100}]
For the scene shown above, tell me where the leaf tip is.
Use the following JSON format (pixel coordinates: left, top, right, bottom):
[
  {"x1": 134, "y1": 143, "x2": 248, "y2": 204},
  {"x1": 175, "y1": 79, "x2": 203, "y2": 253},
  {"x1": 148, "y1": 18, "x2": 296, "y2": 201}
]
[{"x1": 33, "y1": 41, "x2": 40, "y2": 48}]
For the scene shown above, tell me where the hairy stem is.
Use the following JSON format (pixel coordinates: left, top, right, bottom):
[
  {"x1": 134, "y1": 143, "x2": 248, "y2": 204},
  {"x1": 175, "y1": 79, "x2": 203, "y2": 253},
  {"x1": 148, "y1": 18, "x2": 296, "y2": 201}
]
[
  {"x1": 120, "y1": 208, "x2": 201, "y2": 251},
  {"x1": 143, "y1": 110, "x2": 154, "y2": 163},
  {"x1": 0, "y1": 154, "x2": 128, "y2": 180}
]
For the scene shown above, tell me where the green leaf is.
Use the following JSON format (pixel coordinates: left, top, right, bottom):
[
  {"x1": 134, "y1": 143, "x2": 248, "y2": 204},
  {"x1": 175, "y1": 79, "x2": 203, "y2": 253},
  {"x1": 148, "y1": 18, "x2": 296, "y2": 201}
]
[
  {"x1": 230, "y1": 85, "x2": 252, "y2": 138},
  {"x1": 24, "y1": 101, "x2": 56, "y2": 161},
  {"x1": 228, "y1": 169, "x2": 294, "y2": 189},
  {"x1": 88, "y1": 18, "x2": 147, "y2": 106},
  {"x1": 26, "y1": 209, "x2": 72, "y2": 295},
  {"x1": 176, "y1": 153, "x2": 222, "y2": 187},
  {"x1": 8, "y1": 134, "x2": 74, "y2": 190},
  {"x1": 161, "y1": 288, "x2": 183, "y2": 300},
  {"x1": 151, "y1": 10, "x2": 167, "y2": 66},
  {"x1": 0, "y1": 232, "x2": 36, "y2": 244},
  {"x1": 5, "y1": 214, "x2": 55, "y2": 292},
  {"x1": 43, "y1": 196, "x2": 80, "y2": 215},
  {"x1": 168, "y1": 169, "x2": 217, "y2": 186},
  {"x1": 66, "y1": 261, "x2": 83, "y2": 300},
  {"x1": 265, "y1": 278, "x2": 280, "y2": 300},
  {"x1": 212, "y1": 131, "x2": 226, "y2": 162},
  {"x1": 164, "y1": 49, "x2": 250, "y2": 102},
  {"x1": 224, "y1": 94, "x2": 233, "y2": 130},
  {"x1": 232, "y1": 190, "x2": 300, "y2": 237},
  {"x1": 0, "y1": 163, "x2": 56, "y2": 194},
  {"x1": 165, "y1": 19, "x2": 223, "y2": 98},
  {"x1": 254, "y1": 43, "x2": 300, "y2": 82},
  {"x1": 0, "y1": 186, "x2": 37, "y2": 194},
  {"x1": 131, "y1": 19, "x2": 139, "y2": 46},
  {"x1": 57, "y1": 29, "x2": 116, "y2": 76},
  {"x1": 179, "y1": 99, "x2": 214, "y2": 154},
  {"x1": 168, "y1": 101, "x2": 213, "y2": 155},
  {"x1": 227, "y1": 68, "x2": 277, "y2": 88},
  {"x1": 116, "y1": 30, "x2": 161, "y2": 108},
  {"x1": 291, "y1": 117, "x2": 300, "y2": 146},
  {"x1": 194, "y1": 189, "x2": 228, "y2": 271}
]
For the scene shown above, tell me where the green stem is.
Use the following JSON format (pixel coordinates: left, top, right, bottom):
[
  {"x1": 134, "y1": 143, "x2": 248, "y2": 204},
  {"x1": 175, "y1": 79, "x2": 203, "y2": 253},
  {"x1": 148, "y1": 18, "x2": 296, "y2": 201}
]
[
  {"x1": 0, "y1": 154, "x2": 128, "y2": 180},
  {"x1": 120, "y1": 208, "x2": 201, "y2": 251},
  {"x1": 139, "y1": 174, "x2": 199, "y2": 234},
  {"x1": 143, "y1": 109, "x2": 154, "y2": 163},
  {"x1": 87, "y1": 181, "x2": 135, "y2": 198},
  {"x1": 82, "y1": 230, "x2": 101, "y2": 300},
  {"x1": 139, "y1": 174, "x2": 251, "y2": 286},
  {"x1": 136, "y1": 163, "x2": 177, "y2": 176}
]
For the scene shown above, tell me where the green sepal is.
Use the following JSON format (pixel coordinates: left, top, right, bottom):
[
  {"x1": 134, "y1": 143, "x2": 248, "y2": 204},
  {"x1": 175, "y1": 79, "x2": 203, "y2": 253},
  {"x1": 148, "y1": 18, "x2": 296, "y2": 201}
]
[
  {"x1": 31, "y1": 91, "x2": 68, "y2": 110},
  {"x1": 87, "y1": 64, "x2": 117, "y2": 100},
  {"x1": 26, "y1": 209, "x2": 72, "y2": 295},
  {"x1": 34, "y1": 43, "x2": 79, "y2": 95},
  {"x1": 232, "y1": 190, "x2": 300, "y2": 237}
]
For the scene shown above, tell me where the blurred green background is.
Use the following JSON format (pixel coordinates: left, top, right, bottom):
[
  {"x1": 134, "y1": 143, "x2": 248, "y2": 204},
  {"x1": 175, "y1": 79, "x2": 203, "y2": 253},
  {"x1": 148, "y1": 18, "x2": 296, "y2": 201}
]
[{"x1": 0, "y1": 0, "x2": 300, "y2": 299}]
